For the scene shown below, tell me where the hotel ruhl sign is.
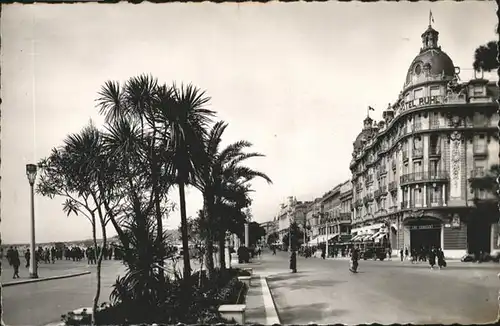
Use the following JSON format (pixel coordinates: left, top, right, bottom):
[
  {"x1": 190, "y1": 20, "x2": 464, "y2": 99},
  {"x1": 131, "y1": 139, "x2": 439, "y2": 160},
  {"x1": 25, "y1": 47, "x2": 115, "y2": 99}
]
[{"x1": 402, "y1": 95, "x2": 444, "y2": 111}]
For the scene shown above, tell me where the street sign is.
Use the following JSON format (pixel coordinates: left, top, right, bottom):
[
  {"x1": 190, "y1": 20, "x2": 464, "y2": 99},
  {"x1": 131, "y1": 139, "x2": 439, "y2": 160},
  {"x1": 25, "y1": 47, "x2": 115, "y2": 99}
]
[{"x1": 408, "y1": 224, "x2": 441, "y2": 230}]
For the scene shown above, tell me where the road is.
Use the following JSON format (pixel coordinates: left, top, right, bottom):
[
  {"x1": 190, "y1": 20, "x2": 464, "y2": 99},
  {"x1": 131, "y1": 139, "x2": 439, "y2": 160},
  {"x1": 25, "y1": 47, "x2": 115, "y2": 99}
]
[{"x1": 263, "y1": 251, "x2": 499, "y2": 325}]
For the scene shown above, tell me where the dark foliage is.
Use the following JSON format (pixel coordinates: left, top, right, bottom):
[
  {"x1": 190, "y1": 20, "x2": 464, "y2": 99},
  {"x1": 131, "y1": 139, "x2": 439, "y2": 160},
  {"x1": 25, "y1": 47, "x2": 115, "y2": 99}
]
[{"x1": 473, "y1": 41, "x2": 498, "y2": 72}]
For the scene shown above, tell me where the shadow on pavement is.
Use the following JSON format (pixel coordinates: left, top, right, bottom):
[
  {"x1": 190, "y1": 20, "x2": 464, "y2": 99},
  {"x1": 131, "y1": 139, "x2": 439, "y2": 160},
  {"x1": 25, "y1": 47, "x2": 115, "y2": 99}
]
[
  {"x1": 277, "y1": 302, "x2": 349, "y2": 323},
  {"x1": 267, "y1": 271, "x2": 311, "y2": 282}
]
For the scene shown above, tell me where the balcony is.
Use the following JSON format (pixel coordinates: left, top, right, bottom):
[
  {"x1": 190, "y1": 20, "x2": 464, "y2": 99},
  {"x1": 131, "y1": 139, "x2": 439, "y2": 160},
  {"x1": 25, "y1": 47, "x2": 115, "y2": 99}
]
[
  {"x1": 366, "y1": 176, "x2": 374, "y2": 184},
  {"x1": 400, "y1": 171, "x2": 448, "y2": 185},
  {"x1": 429, "y1": 147, "x2": 441, "y2": 159},
  {"x1": 412, "y1": 147, "x2": 423, "y2": 159},
  {"x1": 339, "y1": 212, "x2": 351, "y2": 224},
  {"x1": 402, "y1": 150, "x2": 409, "y2": 161},
  {"x1": 470, "y1": 167, "x2": 486, "y2": 179},
  {"x1": 388, "y1": 181, "x2": 397, "y2": 192},
  {"x1": 401, "y1": 199, "x2": 446, "y2": 209}
]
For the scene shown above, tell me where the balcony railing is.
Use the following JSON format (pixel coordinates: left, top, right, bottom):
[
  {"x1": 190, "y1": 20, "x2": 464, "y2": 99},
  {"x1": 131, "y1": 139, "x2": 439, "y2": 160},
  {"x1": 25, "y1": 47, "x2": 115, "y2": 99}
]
[
  {"x1": 401, "y1": 199, "x2": 446, "y2": 209},
  {"x1": 388, "y1": 181, "x2": 397, "y2": 192},
  {"x1": 429, "y1": 147, "x2": 441, "y2": 158},
  {"x1": 402, "y1": 150, "x2": 409, "y2": 161},
  {"x1": 400, "y1": 171, "x2": 448, "y2": 185},
  {"x1": 412, "y1": 147, "x2": 423, "y2": 159},
  {"x1": 470, "y1": 168, "x2": 486, "y2": 178},
  {"x1": 339, "y1": 212, "x2": 351, "y2": 223},
  {"x1": 413, "y1": 122, "x2": 422, "y2": 131}
]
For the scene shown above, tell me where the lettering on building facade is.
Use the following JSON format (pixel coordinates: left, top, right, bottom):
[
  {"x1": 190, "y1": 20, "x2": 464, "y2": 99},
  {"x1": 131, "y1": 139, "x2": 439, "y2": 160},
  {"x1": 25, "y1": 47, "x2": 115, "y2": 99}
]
[
  {"x1": 401, "y1": 95, "x2": 444, "y2": 111},
  {"x1": 408, "y1": 224, "x2": 441, "y2": 230}
]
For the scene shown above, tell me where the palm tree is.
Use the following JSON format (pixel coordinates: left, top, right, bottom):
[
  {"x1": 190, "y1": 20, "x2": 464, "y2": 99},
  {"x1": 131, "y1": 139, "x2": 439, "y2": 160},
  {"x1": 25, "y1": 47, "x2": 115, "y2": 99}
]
[
  {"x1": 197, "y1": 122, "x2": 272, "y2": 273},
  {"x1": 152, "y1": 83, "x2": 215, "y2": 279}
]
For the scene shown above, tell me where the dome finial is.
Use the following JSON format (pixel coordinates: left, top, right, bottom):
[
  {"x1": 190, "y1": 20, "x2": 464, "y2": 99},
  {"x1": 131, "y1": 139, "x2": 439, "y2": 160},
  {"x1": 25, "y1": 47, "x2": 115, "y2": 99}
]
[{"x1": 421, "y1": 12, "x2": 439, "y2": 51}]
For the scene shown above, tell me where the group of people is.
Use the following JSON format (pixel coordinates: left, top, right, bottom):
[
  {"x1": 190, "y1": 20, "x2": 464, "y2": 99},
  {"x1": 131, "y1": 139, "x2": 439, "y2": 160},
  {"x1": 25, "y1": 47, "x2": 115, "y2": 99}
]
[
  {"x1": 400, "y1": 246, "x2": 447, "y2": 269},
  {"x1": 3, "y1": 243, "x2": 120, "y2": 279}
]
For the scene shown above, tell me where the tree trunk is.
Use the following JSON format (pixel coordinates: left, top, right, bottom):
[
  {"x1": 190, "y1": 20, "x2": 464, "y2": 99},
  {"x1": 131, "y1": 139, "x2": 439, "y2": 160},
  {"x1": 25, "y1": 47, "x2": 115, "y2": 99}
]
[
  {"x1": 178, "y1": 182, "x2": 191, "y2": 279},
  {"x1": 90, "y1": 216, "x2": 99, "y2": 326},
  {"x1": 150, "y1": 135, "x2": 164, "y2": 285},
  {"x1": 218, "y1": 235, "x2": 226, "y2": 270},
  {"x1": 202, "y1": 200, "x2": 215, "y2": 279}
]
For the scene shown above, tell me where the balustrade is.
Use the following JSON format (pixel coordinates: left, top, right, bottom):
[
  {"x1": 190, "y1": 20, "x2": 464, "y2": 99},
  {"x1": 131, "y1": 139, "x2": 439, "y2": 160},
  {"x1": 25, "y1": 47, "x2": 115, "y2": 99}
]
[
  {"x1": 470, "y1": 167, "x2": 486, "y2": 178},
  {"x1": 400, "y1": 171, "x2": 448, "y2": 185}
]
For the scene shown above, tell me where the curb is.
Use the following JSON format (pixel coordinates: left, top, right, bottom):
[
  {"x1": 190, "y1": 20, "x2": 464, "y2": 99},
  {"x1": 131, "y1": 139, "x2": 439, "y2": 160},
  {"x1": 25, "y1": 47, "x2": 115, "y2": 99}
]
[
  {"x1": 2, "y1": 271, "x2": 91, "y2": 287},
  {"x1": 261, "y1": 276, "x2": 281, "y2": 325}
]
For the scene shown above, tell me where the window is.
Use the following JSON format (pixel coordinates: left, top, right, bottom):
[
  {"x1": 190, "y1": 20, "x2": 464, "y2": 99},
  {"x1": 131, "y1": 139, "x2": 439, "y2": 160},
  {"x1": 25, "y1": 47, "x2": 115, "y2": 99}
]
[
  {"x1": 473, "y1": 85, "x2": 484, "y2": 96},
  {"x1": 430, "y1": 112, "x2": 440, "y2": 128},
  {"x1": 430, "y1": 186, "x2": 441, "y2": 205},
  {"x1": 473, "y1": 113, "x2": 486, "y2": 126},
  {"x1": 414, "y1": 88, "x2": 423, "y2": 100},
  {"x1": 403, "y1": 164, "x2": 409, "y2": 175},
  {"x1": 430, "y1": 135, "x2": 439, "y2": 153},
  {"x1": 413, "y1": 161, "x2": 422, "y2": 173},
  {"x1": 430, "y1": 86, "x2": 440, "y2": 97},
  {"x1": 429, "y1": 160, "x2": 439, "y2": 176},
  {"x1": 473, "y1": 134, "x2": 487, "y2": 153},
  {"x1": 414, "y1": 188, "x2": 423, "y2": 207},
  {"x1": 413, "y1": 136, "x2": 422, "y2": 149}
]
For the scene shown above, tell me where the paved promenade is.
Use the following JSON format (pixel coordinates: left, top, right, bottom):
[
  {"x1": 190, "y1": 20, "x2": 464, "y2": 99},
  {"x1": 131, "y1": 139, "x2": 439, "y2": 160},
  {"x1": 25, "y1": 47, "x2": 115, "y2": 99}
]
[
  {"x1": 2, "y1": 260, "x2": 125, "y2": 326},
  {"x1": 264, "y1": 251, "x2": 499, "y2": 325},
  {"x1": 1, "y1": 259, "x2": 92, "y2": 285}
]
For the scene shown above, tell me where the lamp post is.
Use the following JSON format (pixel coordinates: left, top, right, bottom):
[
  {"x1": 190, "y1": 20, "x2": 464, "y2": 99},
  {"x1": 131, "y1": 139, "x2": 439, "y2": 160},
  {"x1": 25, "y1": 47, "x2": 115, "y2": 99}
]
[{"x1": 26, "y1": 163, "x2": 38, "y2": 279}]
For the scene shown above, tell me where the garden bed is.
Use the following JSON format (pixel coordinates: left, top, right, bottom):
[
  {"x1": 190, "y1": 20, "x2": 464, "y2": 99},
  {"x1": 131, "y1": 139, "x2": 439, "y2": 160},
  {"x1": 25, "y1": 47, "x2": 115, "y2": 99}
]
[{"x1": 60, "y1": 268, "x2": 249, "y2": 325}]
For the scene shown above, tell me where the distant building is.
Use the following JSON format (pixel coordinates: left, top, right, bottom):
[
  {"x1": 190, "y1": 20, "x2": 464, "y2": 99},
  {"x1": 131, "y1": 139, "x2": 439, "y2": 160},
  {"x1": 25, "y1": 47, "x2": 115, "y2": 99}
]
[{"x1": 349, "y1": 23, "x2": 499, "y2": 258}]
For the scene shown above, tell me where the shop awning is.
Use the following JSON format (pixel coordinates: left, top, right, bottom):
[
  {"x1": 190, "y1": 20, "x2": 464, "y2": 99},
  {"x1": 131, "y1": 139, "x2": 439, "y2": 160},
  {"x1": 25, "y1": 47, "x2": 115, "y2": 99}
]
[
  {"x1": 374, "y1": 232, "x2": 387, "y2": 243},
  {"x1": 351, "y1": 234, "x2": 363, "y2": 242},
  {"x1": 361, "y1": 233, "x2": 376, "y2": 242}
]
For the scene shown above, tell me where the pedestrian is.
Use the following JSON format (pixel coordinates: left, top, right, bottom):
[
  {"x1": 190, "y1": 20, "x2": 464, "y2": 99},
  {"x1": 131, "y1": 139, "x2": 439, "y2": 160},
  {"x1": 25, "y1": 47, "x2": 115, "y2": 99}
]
[
  {"x1": 400, "y1": 248, "x2": 404, "y2": 262},
  {"x1": 429, "y1": 247, "x2": 436, "y2": 270},
  {"x1": 321, "y1": 246, "x2": 326, "y2": 260},
  {"x1": 24, "y1": 249, "x2": 30, "y2": 268},
  {"x1": 272, "y1": 245, "x2": 276, "y2": 255},
  {"x1": 437, "y1": 248, "x2": 446, "y2": 269},
  {"x1": 11, "y1": 247, "x2": 21, "y2": 279},
  {"x1": 404, "y1": 247, "x2": 409, "y2": 261},
  {"x1": 289, "y1": 250, "x2": 297, "y2": 273}
]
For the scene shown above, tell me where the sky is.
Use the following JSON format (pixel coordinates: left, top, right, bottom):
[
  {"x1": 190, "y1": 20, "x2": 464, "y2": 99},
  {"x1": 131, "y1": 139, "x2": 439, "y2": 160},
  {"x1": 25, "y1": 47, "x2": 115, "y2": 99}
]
[{"x1": 1, "y1": 2, "x2": 497, "y2": 244}]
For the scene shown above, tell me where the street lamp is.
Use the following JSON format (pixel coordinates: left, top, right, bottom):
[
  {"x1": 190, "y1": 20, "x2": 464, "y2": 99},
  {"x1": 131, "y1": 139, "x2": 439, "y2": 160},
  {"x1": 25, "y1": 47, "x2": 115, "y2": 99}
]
[{"x1": 26, "y1": 163, "x2": 38, "y2": 278}]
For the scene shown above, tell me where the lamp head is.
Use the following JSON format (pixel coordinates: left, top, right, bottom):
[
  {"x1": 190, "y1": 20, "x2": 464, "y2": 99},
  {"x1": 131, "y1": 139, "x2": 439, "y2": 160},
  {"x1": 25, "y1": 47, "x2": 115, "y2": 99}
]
[{"x1": 26, "y1": 163, "x2": 37, "y2": 185}]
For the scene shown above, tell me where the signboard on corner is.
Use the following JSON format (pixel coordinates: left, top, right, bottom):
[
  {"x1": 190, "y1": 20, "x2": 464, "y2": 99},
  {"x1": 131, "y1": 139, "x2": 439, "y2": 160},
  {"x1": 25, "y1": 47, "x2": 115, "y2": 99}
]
[{"x1": 444, "y1": 224, "x2": 451, "y2": 228}]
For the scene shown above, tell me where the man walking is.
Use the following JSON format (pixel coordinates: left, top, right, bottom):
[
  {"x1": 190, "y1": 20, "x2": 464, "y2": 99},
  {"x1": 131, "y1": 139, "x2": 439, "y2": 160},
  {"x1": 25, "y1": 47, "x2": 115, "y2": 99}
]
[
  {"x1": 400, "y1": 248, "x2": 404, "y2": 262},
  {"x1": 11, "y1": 247, "x2": 21, "y2": 279},
  {"x1": 24, "y1": 248, "x2": 30, "y2": 268}
]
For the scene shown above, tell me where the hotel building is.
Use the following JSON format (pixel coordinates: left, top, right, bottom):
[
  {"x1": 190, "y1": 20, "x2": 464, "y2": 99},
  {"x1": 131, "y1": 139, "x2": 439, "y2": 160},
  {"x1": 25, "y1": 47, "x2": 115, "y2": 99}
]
[{"x1": 349, "y1": 24, "x2": 499, "y2": 259}]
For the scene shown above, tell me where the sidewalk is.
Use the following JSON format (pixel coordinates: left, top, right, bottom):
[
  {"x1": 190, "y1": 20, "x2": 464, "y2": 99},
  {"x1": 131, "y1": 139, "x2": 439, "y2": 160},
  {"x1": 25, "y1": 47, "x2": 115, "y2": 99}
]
[{"x1": 232, "y1": 254, "x2": 284, "y2": 324}]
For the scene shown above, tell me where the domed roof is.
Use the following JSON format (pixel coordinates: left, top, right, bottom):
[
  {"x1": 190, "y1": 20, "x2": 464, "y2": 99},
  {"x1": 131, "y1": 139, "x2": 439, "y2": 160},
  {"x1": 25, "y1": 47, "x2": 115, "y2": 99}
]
[
  {"x1": 353, "y1": 116, "x2": 375, "y2": 151},
  {"x1": 405, "y1": 25, "x2": 456, "y2": 85}
]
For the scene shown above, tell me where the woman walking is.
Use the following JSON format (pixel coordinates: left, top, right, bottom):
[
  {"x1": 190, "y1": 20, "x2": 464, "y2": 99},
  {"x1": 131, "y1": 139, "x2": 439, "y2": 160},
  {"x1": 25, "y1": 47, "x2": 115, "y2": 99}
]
[
  {"x1": 428, "y1": 247, "x2": 437, "y2": 270},
  {"x1": 437, "y1": 248, "x2": 446, "y2": 269}
]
